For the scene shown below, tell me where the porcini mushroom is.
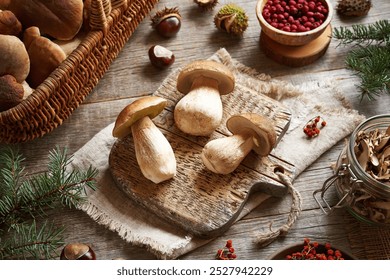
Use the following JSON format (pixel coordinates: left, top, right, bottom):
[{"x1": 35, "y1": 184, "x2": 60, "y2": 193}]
[
  {"x1": 0, "y1": 10, "x2": 22, "y2": 36},
  {"x1": 174, "y1": 60, "x2": 235, "y2": 136},
  {"x1": 201, "y1": 113, "x2": 276, "y2": 174},
  {"x1": 0, "y1": 0, "x2": 83, "y2": 40},
  {"x1": 0, "y1": 74, "x2": 24, "y2": 111},
  {"x1": 113, "y1": 96, "x2": 177, "y2": 184},
  {"x1": 23, "y1": 27, "x2": 67, "y2": 88},
  {"x1": 0, "y1": 34, "x2": 30, "y2": 83}
]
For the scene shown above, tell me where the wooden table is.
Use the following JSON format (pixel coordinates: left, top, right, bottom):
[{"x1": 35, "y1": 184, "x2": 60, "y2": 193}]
[{"x1": 4, "y1": 0, "x2": 390, "y2": 260}]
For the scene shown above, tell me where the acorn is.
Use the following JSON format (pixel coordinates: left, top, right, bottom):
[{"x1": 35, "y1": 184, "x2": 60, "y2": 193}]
[
  {"x1": 336, "y1": 0, "x2": 372, "y2": 17},
  {"x1": 214, "y1": 4, "x2": 248, "y2": 36},
  {"x1": 194, "y1": 0, "x2": 219, "y2": 11},
  {"x1": 151, "y1": 7, "x2": 181, "y2": 38}
]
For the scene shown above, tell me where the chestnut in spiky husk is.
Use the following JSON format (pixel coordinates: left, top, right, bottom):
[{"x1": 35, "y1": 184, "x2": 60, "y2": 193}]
[
  {"x1": 60, "y1": 243, "x2": 96, "y2": 260},
  {"x1": 194, "y1": 0, "x2": 219, "y2": 11},
  {"x1": 214, "y1": 4, "x2": 248, "y2": 36},
  {"x1": 336, "y1": 0, "x2": 372, "y2": 17},
  {"x1": 151, "y1": 7, "x2": 181, "y2": 38}
]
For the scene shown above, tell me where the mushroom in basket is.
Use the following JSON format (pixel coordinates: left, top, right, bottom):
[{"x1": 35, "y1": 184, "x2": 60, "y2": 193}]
[
  {"x1": 112, "y1": 96, "x2": 176, "y2": 184},
  {"x1": 174, "y1": 60, "x2": 235, "y2": 136},
  {"x1": 201, "y1": 113, "x2": 276, "y2": 174}
]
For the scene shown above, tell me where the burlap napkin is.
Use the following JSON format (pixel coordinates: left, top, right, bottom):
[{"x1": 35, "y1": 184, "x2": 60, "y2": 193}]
[{"x1": 70, "y1": 48, "x2": 365, "y2": 259}]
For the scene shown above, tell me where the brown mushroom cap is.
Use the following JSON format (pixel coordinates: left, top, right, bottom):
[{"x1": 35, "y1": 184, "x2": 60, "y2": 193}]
[
  {"x1": 0, "y1": 34, "x2": 30, "y2": 83},
  {"x1": 25, "y1": 28, "x2": 67, "y2": 88},
  {"x1": 113, "y1": 96, "x2": 168, "y2": 139},
  {"x1": 176, "y1": 60, "x2": 235, "y2": 95},
  {"x1": 0, "y1": 74, "x2": 24, "y2": 111},
  {"x1": 0, "y1": 10, "x2": 22, "y2": 36},
  {"x1": 227, "y1": 113, "x2": 277, "y2": 156},
  {"x1": 0, "y1": 0, "x2": 83, "y2": 40},
  {"x1": 23, "y1": 26, "x2": 40, "y2": 50}
]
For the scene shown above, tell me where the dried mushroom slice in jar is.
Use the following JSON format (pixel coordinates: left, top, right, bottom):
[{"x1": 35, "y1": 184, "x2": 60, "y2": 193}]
[
  {"x1": 355, "y1": 125, "x2": 390, "y2": 183},
  {"x1": 352, "y1": 124, "x2": 390, "y2": 223}
]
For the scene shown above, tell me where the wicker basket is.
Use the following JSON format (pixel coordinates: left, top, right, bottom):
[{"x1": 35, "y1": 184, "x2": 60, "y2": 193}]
[{"x1": 0, "y1": 0, "x2": 159, "y2": 143}]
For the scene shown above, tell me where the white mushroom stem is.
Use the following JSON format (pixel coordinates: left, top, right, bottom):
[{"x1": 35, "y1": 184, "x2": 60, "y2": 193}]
[
  {"x1": 201, "y1": 131, "x2": 254, "y2": 174},
  {"x1": 174, "y1": 76, "x2": 223, "y2": 136},
  {"x1": 131, "y1": 116, "x2": 176, "y2": 184}
]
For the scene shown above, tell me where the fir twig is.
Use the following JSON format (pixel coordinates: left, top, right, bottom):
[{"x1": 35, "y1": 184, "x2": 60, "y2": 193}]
[
  {"x1": 333, "y1": 20, "x2": 390, "y2": 100},
  {"x1": 0, "y1": 147, "x2": 98, "y2": 259},
  {"x1": 333, "y1": 20, "x2": 390, "y2": 46},
  {"x1": 0, "y1": 221, "x2": 64, "y2": 260}
]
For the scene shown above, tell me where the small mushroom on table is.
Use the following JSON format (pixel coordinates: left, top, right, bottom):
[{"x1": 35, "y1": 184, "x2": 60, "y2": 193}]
[
  {"x1": 201, "y1": 113, "x2": 277, "y2": 174},
  {"x1": 174, "y1": 60, "x2": 235, "y2": 136},
  {"x1": 112, "y1": 96, "x2": 176, "y2": 184}
]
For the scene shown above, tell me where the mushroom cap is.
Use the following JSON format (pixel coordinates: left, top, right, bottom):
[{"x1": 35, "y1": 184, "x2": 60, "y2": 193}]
[
  {"x1": 26, "y1": 31, "x2": 67, "y2": 88},
  {"x1": 0, "y1": 34, "x2": 30, "y2": 83},
  {"x1": 23, "y1": 26, "x2": 40, "y2": 50},
  {"x1": 0, "y1": 10, "x2": 22, "y2": 36},
  {"x1": 113, "y1": 96, "x2": 168, "y2": 139},
  {"x1": 0, "y1": 74, "x2": 24, "y2": 111},
  {"x1": 1, "y1": 0, "x2": 83, "y2": 40},
  {"x1": 227, "y1": 113, "x2": 277, "y2": 156},
  {"x1": 176, "y1": 60, "x2": 235, "y2": 95}
]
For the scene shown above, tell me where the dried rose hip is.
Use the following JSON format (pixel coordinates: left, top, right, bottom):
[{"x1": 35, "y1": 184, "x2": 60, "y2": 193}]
[{"x1": 262, "y1": 0, "x2": 328, "y2": 33}]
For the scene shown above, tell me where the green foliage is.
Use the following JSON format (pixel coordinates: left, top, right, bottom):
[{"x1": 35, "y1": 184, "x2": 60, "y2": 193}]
[
  {"x1": 333, "y1": 20, "x2": 390, "y2": 100},
  {"x1": 0, "y1": 147, "x2": 97, "y2": 259}
]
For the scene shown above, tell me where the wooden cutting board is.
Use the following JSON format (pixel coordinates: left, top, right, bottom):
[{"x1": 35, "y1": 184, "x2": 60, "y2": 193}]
[{"x1": 109, "y1": 82, "x2": 295, "y2": 238}]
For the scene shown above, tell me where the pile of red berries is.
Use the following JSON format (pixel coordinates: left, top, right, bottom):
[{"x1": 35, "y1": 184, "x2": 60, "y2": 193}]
[
  {"x1": 262, "y1": 0, "x2": 329, "y2": 33},
  {"x1": 286, "y1": 238, "x2": 345, "y2": 260},
  {"x1": 303, "y1": 115, "x2": 326, "y2": 138},
  {"x1": 216, "y1": 239, "x2": 237, "y2": 260}
]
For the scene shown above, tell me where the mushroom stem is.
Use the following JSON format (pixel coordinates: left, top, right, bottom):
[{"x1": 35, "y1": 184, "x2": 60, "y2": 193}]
[
  {"x1": 201, "y1": 131, "x2": 254, "y2": 174},
  {"x1": 174, "y1": 76, "x2": 223, "y2": 136},
  {"x1": 131, "y1": 116, "x2": 176, "y2": 184}
]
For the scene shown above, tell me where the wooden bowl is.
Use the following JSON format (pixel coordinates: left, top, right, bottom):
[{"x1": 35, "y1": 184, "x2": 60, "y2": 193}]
[
  {"x1": 256, "y1": 0, "x2": 333, "y2": 46},
  {"x1": 268, "y1": 242, "x2": 357, "y2": 260}
]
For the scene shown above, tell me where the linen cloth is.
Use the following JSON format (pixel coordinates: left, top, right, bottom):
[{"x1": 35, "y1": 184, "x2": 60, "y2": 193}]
[{"x1": 70, "y1": 48, "x2": 365, "y2": 259}]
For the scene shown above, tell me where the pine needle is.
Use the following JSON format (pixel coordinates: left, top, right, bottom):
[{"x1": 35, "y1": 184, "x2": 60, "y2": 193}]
[
  {"x1": 333, "y1": 20, "x2": 390, "y2": 100},
  {"x1": 0, "y1": 147, "x2": 97, "y2": 259}
]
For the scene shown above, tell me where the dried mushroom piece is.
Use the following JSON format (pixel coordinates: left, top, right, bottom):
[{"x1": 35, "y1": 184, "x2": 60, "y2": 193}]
[{"x1": 354, "y1": 125, "x2": 390, "y2": 184}]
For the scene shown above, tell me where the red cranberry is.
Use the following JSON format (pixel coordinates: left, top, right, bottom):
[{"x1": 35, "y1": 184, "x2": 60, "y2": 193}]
[{"x1": 263, "y1": 0, "x2": 328, "y2": 33}]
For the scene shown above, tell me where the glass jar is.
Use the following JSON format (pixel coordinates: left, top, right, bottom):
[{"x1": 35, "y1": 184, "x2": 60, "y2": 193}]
[{"x1": 313, "y1": 114, "x2": 390, "y2": 226}]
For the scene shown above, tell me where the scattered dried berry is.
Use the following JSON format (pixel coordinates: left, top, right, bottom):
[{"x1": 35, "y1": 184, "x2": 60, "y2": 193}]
[
  {"x1": 286, "y1": 238, "x2": 345, "y2": 260},
  {"x1": 303, "y1": 115, "x2": 326, "y2": 138},
  {"x1": 216, "y1": 239, "x2": 237, "y2": 260}
]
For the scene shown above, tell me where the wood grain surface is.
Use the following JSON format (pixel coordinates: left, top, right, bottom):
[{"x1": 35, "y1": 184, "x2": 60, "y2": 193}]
[
  {"x1": 2, "y1": 0, "x2": 390, "y2": 260},
  {"x1": 109, "y1": 79, "x2": 293, "y2": 238}
]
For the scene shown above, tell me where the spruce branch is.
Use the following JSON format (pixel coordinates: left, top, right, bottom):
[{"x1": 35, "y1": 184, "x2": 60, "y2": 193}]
[
  {"x1": 0, "y1": 147, "x2": 98, "y2": 259},
  {"x1": 0, "y1": 221, "x2": 64, "y2": 260},
  {"x1": 333, "y1": 20, "x2": 390, "y2": 100},
  {"x1": 333, "y1": 20, "x2": 390, "y2": 45}
]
